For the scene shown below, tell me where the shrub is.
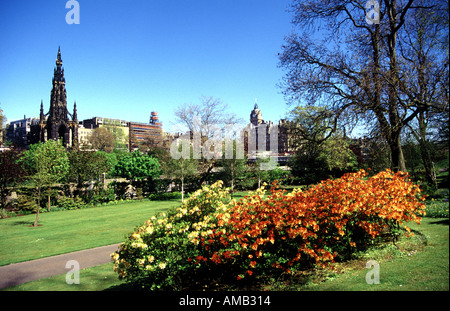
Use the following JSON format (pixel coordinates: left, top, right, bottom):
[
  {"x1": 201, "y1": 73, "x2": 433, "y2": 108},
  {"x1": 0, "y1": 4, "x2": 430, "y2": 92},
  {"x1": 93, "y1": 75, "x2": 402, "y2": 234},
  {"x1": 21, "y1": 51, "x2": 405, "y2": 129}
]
[
  {"x1": 16, "y1": 195, "x2": 39, "y2": 214},
  {"x1": 208, "y1": 169, "x2": 426, "y2": 280},
  {"x1": 148, "y1": 192, "x2": 183, "y2": 201},
  {"x1": 0, "y1": 208, "x2": 15, "y2": 219},
  {"x1": 56, "y1": 196, "x2": 85, "y2": 210},
  {"x1": 83, "y1": 185, "x2": 116, "y2": 205},
  {"x1": 112, "y1": 169, "x2": 426, "y2": 289},
  {"x1": 425, "y1": 200, "x2": 449, "y2": 218},
  {"x1": 112, "y1": 181, "x2": 230, "y2": 290},
  {"x1": 136, "y1": 188, "x2": 144, "y2": 200}
]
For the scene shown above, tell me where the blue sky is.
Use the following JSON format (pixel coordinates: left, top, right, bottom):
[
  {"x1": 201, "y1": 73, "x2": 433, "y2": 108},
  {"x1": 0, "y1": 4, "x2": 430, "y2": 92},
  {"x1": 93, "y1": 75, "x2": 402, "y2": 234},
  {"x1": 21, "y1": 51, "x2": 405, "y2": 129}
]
[{"x1": 0, "y1": 0, "x2": 294, "y2": 132}]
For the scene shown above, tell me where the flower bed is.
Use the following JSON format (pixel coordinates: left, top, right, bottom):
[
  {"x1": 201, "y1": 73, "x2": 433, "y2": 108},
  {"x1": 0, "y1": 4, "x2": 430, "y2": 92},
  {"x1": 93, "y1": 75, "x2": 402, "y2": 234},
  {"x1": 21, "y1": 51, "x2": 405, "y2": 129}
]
[{"x1": 112, "y1": 169, "x2": 426, "y2": 290}]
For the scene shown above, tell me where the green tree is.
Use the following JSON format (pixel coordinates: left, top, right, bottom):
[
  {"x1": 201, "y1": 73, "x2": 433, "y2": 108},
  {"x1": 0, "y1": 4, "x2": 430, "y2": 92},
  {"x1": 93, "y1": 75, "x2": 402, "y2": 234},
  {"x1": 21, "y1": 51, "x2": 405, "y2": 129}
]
[
  {"x1": 287, "y1": 106, "x2": 357, "y2": 184},
  {"x1": 320, "y1": 136, "x2": 359, "y2": 174},
  {"x1": 288, "y1": 136, "x2": 357, "y2": 185},
  {"x1": 22, "y1": 140, "x2": 69, "y2": 227},
  {"x1": 113, "y1": 150, "x2": 161, "y2": 182},
  {"x1": 221, "y1": 140, "x2": 247, "y2": 198},
  {"x1": 251, "y1": 158, "x2": 268, "y2": 189},
  {"x1": 288, "y1": 144, "x2": 329, "y2": 185},
  {"x1": 0, "y1": 104, "x2": 6, "y2": 146},
  {"x1": 96, "y1": 150, "x2": 119, "y2": 177},
  {"x1": 68, "y1": 150, "x2": 116, "y2": 189},
  {"x1": 165, "y1": 157, "x2": 198, "y2": 203}
]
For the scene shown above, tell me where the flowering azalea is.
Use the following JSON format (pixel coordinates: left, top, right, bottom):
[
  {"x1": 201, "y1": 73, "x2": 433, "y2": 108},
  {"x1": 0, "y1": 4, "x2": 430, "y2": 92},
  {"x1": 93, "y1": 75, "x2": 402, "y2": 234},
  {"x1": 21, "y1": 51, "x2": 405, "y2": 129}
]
[{"x1": 112, "y1": 170, "x2": 426, "y2": 289}]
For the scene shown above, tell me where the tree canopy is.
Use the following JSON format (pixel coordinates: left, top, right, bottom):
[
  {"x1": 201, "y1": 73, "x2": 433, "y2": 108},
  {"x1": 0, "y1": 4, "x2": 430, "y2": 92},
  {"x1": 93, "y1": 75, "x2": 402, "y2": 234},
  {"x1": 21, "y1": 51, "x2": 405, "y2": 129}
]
[{"x1": 112, "y1": 150, "x2": 161, "y2": 181}]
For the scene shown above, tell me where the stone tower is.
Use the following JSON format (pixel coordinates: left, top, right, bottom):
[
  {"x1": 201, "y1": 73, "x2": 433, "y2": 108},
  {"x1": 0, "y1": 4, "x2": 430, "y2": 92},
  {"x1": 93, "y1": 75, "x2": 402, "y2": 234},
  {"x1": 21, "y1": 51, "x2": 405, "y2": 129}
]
[
  {"x1": 250, "y1": 102, "x2": 263, "y2": 126},
  {"x1": 37, "y1": 47, "x2": 78, "y2": 149}
]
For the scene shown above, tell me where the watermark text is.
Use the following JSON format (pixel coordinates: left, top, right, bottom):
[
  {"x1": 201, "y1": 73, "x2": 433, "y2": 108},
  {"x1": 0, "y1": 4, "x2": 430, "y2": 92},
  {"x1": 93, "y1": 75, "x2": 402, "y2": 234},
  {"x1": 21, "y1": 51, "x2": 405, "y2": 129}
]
[{"x1": 66, "y1": 0, "x2": 80, "y2": 24}]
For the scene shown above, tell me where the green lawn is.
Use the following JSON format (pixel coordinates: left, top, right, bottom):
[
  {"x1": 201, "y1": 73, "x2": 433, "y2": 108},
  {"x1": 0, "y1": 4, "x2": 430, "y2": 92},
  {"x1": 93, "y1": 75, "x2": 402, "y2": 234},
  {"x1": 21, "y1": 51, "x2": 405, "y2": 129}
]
[
  {"x1": 4, "y1": 217, "x2": 448, "y2": 291},
  {"x1": 1, "y1": 194, "x2": 448, "y2": 291},
  {"x1": 0, "y1": 200, "x2": 176, "y2": 266}
]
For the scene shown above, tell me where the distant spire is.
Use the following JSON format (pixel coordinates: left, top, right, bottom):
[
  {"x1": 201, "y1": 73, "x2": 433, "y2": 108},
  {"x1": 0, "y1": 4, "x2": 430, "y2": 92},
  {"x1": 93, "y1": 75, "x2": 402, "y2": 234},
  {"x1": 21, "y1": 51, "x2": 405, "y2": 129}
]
[
  {"x1": 40, "y1": 100, "x2": 45, "y2": 121},
  {"x1": 56, "y1": 46, "x2": 62, "y2": 68},
  {"x1": 73, "y1": 101, "x2": 78, "y2": 121},
  {"x1": 254, "y1": 98, "x2": 258, "y2": 110}
]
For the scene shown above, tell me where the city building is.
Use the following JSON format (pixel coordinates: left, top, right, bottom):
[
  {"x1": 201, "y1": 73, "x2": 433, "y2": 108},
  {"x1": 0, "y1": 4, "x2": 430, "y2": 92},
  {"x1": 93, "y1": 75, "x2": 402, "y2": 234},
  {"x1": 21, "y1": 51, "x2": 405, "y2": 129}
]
[
  {"x1": 6, "y1": 116, "x2": 39, "y2": 148},
  {"x1": 77, "y1": 125, "x2": 94, "y2": 149},
  {"x1": 129, "y1": 111, "x2": 164, "y2": 151},
  {"x1": 4, "y1": 48, "x2": 174, "y2": 153},
  {"x1": 244, "y1": 103, "x2": 290, "y2": 161},
  {"x1": 82, "y1": 117, "x2": 129, "y2": 150}
]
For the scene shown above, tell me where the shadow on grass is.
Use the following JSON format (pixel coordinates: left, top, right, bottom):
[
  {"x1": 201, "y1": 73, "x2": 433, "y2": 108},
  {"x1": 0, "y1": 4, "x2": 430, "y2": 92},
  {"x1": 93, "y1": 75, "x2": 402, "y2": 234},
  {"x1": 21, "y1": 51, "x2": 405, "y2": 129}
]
[
  {"x1": 430, "y1": 219, "x2": 449, "y2": 226},
  {"x1": 11, "y1": 220, "x2": 34, "y2": 226}
]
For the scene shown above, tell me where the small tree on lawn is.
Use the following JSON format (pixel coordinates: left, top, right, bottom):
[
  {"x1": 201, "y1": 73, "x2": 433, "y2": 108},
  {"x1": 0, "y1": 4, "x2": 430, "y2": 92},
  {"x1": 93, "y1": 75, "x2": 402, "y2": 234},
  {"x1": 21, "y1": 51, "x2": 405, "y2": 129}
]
[
  {"x1": 166, "y1": 140, "x2": 198, "y2": 203},
  {"x1": 21, "y1": 140, "x2": 69, "y2": 227},
  {"x1": 251, "y1": 157, "x2": 271, "y2": 189},
  {"x1": 166, "y1": 157, "x2": 197, "y2": 203},
  {"x1": 221, "y1": 140, "x2": 247, "y2": 198}
]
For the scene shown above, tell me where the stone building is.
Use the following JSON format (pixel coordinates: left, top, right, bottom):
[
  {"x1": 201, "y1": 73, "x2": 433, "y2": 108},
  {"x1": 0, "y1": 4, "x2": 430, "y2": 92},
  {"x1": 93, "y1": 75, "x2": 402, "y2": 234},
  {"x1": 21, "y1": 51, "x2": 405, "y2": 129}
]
[
  {"x1": 6, "y1": 116, "x2": 39, "y2": 148},
  {"x1": 245, "y1": 103, "x2": 289, "y2": 159},
  {"x1": 82, "y1": 117, "x2": 129, "y2": 150},
  {"x1": 30, "y1": 47, "x2": 78, "y2": 149}
]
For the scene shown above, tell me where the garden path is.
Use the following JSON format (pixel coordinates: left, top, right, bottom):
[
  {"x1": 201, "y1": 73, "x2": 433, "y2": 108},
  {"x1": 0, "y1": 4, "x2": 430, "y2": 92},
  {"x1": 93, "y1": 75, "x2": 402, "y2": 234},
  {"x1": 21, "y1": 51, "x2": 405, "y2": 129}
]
[{"x1": 0, "y1": 243, "x2": 120, "y2": 289}]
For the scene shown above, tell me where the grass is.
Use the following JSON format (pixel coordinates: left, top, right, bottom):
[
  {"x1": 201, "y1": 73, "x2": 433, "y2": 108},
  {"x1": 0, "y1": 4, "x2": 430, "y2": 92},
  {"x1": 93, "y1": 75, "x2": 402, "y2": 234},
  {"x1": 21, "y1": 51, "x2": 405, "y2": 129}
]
[
  {"x1": 4, "y1": 216, "x2": 448, "y2": 291},
  {"x1": 2, "y1": 262, "x2": 124, "y2": 291},
  {"x1": 0, "y1": 200, "x2": 176, "y2": 266}
]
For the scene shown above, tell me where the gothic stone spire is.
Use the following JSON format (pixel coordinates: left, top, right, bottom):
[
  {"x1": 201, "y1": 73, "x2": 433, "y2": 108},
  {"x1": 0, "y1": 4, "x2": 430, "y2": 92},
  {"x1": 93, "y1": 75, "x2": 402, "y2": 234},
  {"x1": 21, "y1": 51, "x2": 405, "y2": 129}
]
[{"x1": 47, "y1": 47, "x2": 71, "y2": 146}]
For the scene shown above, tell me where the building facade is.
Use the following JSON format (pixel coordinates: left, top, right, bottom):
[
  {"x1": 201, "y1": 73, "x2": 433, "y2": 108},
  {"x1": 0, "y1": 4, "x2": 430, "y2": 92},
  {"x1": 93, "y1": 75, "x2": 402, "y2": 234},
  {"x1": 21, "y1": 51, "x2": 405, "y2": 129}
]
[
  {"x1": 245, "y1": 103, "x2": 289, "y2": 159},
  {"x1": 129, "y1": 111, "x2": 164, "y2": 151},
  {"x1": 82, "y1": 117, "x2": 129, "y2": 150},
  {"x1": 6, "y1": 116, "x2": 40, "y2": 148}
]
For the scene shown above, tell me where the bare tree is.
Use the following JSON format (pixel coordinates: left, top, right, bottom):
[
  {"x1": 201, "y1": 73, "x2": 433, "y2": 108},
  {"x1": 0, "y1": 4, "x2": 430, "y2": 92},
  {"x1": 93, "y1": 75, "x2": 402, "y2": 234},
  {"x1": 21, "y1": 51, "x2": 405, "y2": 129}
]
[
  {"x1": 173, "y1": 96, "x2": 244, "y2": 181},
  {"x1": 174, "y1": 95, "x2": 242, "y2": 138},
  {"x1": 279, "y1": 0, "x2": 448, "y2": 172},
  {"x1": 400, "y1": 0, "x2": 449, "y2": 185},
  {"x1": 88, "y1": 127, "x2": 115, "y2": 153}
]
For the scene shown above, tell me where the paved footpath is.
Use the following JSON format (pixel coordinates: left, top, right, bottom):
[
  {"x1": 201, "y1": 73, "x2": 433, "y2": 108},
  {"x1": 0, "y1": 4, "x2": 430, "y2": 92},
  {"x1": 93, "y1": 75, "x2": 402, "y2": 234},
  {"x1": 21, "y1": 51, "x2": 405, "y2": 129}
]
[{"x1": 0, "y1": 243, "x2": 120, "y2": 289}]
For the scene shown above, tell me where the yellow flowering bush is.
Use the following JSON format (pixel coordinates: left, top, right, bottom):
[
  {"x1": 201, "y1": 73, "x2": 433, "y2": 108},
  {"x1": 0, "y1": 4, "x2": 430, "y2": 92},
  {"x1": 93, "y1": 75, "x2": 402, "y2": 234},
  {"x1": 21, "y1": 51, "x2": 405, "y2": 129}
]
[{"x1": 111, "y1": 181, "x2": 230, "y2": 290}]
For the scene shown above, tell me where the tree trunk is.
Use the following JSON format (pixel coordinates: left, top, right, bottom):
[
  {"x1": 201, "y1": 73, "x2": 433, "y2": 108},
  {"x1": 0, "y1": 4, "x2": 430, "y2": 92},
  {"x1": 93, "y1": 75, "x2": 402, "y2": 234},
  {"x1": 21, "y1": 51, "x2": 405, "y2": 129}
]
[
  {"x1": 385, "y1": 0, "x2": 406, "y2": 173},
  {"x1": 181, "y1": 177, "x2": 184, "y2": 203},
  {"x1": 231, "y1": 178, "x2": 234, "y2": 199},
  {"x1": 47, "y1": 191, "x2": 51, "y2": 212},
  {"x1": 389, "y1": 133, "x2": 406, "y2": 172},
  {"x1": 33, "y1": 186, "x2": 41, "y2": 227},
  {"x1": 418, "y1": 141, "x2": 437, "y2": 188},
  {"x1": 409, "y1": 113, "x2": 438, "y2": 188},
  {"x1": 231, "y1": 165, "x2": 235, "y2": 199}
]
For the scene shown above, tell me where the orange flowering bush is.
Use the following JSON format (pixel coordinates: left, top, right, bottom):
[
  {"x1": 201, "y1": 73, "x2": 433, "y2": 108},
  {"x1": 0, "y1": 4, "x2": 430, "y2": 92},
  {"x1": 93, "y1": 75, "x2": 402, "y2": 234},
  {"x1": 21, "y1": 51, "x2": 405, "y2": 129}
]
[{"x1": 206, "y1": 169, "x2": 426, "y2": 279}]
